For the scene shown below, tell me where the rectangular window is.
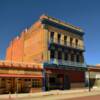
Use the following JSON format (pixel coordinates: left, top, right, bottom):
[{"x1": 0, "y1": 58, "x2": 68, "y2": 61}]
[
  {"x1": 1, "y1": 78, "x2": 6, "y2": 88},
  {"x1": 64, "y1": 36, "x2": 67, "y2": 45},
  {"x1": 64, "y1": 52, "x2": 68, "y2": 61},
  {"x1": 58, "y1": 51, "x2": 62, "y2": 59},
  {"x1": 70, "y1": 38, "x2": 73, "y2": 46},
  {"x1": 71, "y1": 54, "x2": 74, "y2": 62},
  {"x1": 24, "y1": 79, "x2": 27, "y2": 81},
  {"x1": 32, "y1": 79, "x2": 42, "y2": 88},
  {"x1": 50, "y1": 32, "x2": 54, "y2": 42},
  {"x1": 49, "y1": 77, "x2": 56, "y2": 85},
  {"x1": 50, "y1": 50, "x2": 55, "y2": 59},
  {"x1": 75, "y1": 39, "x2": 78, "y2": 47},
  {"x1": 58, "y1": 34, "x2": 61, "y2": 44},
  {"x1": 76, "y1": 55, "x2": 80, "y2": 62}
]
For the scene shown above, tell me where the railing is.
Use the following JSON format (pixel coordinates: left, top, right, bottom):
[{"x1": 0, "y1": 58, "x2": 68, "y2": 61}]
[
  {"x1": 48, "y1": 58, "x2": 86, "y2": 67},
  {"x1": 48, "y1": 38, "x2": 84, "y2": 50}
]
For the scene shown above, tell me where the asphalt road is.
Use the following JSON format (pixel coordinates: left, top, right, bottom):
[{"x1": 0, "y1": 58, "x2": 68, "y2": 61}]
[{"x1": 66, "y1": 95, "x2": 100, "y2": 100}]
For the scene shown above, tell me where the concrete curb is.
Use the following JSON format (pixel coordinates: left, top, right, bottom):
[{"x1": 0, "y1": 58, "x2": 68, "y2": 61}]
[{"x1": 0, "y1": 88, "x2": 100, "y2": 100}]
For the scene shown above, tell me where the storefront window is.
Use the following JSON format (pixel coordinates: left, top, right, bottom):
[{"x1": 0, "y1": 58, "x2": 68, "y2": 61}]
[
  {"x1": 1, "y1": 78, "x2": 6, "y2": 88},
  {"x1": 32, "y1": 79, "x2": 42, "y2": 88}
]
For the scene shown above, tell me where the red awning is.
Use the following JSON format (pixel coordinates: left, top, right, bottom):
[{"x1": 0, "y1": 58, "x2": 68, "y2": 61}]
[{"x1": 0, "y1": 74, "x2": 43, "y2": 78}]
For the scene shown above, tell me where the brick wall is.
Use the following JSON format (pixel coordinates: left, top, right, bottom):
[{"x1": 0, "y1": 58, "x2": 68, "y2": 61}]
[{"x1": 5, "y1": 21, "x2": 48, "y2": 63}]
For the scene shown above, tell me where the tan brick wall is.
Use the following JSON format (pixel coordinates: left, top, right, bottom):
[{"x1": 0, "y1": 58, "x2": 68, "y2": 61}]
[
  {"x1": 6, "y1": 21, "x2": 48, "y2": 63},
  {"x1": 6, "y1": 15, "x2": 84, "y2": 64},
  {"x1": 6, "y1": 34, "x2": 24, "y2": 62}
]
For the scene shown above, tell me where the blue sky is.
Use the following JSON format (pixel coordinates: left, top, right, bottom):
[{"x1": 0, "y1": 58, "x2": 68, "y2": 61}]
[{"x1": 0, "y1": 0, "x2": 100, "y2": 65}]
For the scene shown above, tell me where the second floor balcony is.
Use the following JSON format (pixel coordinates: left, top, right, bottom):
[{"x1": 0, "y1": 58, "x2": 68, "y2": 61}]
[
  {"x1": 46, "y1": 58, "x2": 86, "y2": 68},
  {"x1": 48, "y1": 38, "x2": 85, "y2": 51}
]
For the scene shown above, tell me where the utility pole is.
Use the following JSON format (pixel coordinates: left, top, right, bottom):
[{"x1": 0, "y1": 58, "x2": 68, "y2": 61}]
[{"x1": 88, "y1": 70, "x2": 91, "y2": 92}]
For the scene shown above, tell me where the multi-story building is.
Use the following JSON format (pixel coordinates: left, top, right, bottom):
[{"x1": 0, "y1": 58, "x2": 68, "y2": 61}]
[{"x1": 5, "y1": 14, "x2": 86, "y2": 92}]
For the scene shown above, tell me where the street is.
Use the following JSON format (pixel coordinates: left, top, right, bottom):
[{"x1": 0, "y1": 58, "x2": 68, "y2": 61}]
[
  {"x1": 0, "y1": 89, "x2": 100, "y2": 100},
  {"x1": 67, "y1": 95, "x2": 100, "y2": 100},
  {"x1": 11, "y1": 93, "x2": 100, "y2": 100}
]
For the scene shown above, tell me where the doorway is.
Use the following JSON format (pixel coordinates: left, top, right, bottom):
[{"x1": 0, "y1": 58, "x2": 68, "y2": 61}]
[{"x1": 46, "y1": 74, "x2": 65, "y2": 90}]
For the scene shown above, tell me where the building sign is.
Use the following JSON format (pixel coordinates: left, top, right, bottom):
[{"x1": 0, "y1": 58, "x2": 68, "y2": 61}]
[{"x1": 0, "y1": 69, "x2": 42, "y2": 75}]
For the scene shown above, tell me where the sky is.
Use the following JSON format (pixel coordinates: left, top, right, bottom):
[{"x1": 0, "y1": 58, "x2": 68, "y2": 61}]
[{"x1": 0, "y1": 0, "x2": 100, "y2": 65}]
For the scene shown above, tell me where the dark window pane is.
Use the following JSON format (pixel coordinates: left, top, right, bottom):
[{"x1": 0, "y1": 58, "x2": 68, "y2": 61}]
[
  {"x1": 70, "y1": 38, "x2": 73, "y2": 46},
  {"x1": 76, "y1": 55, "x2": 80, "y2": 62},
  {"x1": 58, "y1": 51, "x2": 62, "y2": 59},
  {"x1": 75, "y1": 39, "x2": 78, "y2": 46},
  {"x1": 58, "y1": 34, "x2": 61, "y2": 43},
  {"x1": 71, "y1": 54, "x2": 74, "y2": 61},
  {"x1": 50, "y1": 50, "x2": 55, "y2": 58},
  {"x1": 64, "y1": 36, "x2": 67, "y2": 45},
  {"x1": 64, "y1": 52, "x2": 68, "y2": 60}
]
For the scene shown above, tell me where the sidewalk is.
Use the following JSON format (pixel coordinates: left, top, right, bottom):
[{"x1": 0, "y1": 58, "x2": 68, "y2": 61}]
[{"x1": 0, "y1": 88, "x2": 100, "y2": 100}]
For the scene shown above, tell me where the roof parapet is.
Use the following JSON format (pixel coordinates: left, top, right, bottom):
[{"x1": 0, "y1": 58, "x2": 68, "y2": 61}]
[{"x1": 0, "y1": 60, "x2": 43, "y2": 69}]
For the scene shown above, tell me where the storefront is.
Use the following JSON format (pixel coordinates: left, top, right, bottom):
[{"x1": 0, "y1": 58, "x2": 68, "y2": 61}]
[
  {"x1": 86, "y1": 66, "x2": 100, "y2": 89},
  {"x1": 0, "y1": 61, "x2": 43, "y2": 94},
  {"x1": 43, "y1": 63, "x2": 86, "y2": 91},
  {"x1": 0, "y1": 61, "x2": 87, "y2": 94},
  {"x1": 44, "y1": 68, "x2": 70, "y2": 90}
]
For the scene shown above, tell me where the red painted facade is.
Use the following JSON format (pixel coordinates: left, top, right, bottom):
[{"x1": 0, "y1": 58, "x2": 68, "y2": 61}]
[{"x1": 46, "y1": 68, "x2": 85, "y2": 83}]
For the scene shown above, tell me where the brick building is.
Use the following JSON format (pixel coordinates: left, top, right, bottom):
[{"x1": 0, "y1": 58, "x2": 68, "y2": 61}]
[
  {"x1": 5, "y1": 14, "x2": 87, "y2": 92},
  {"x1": 0, "y1": 61, "x2": 43, "y2": 94}
]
